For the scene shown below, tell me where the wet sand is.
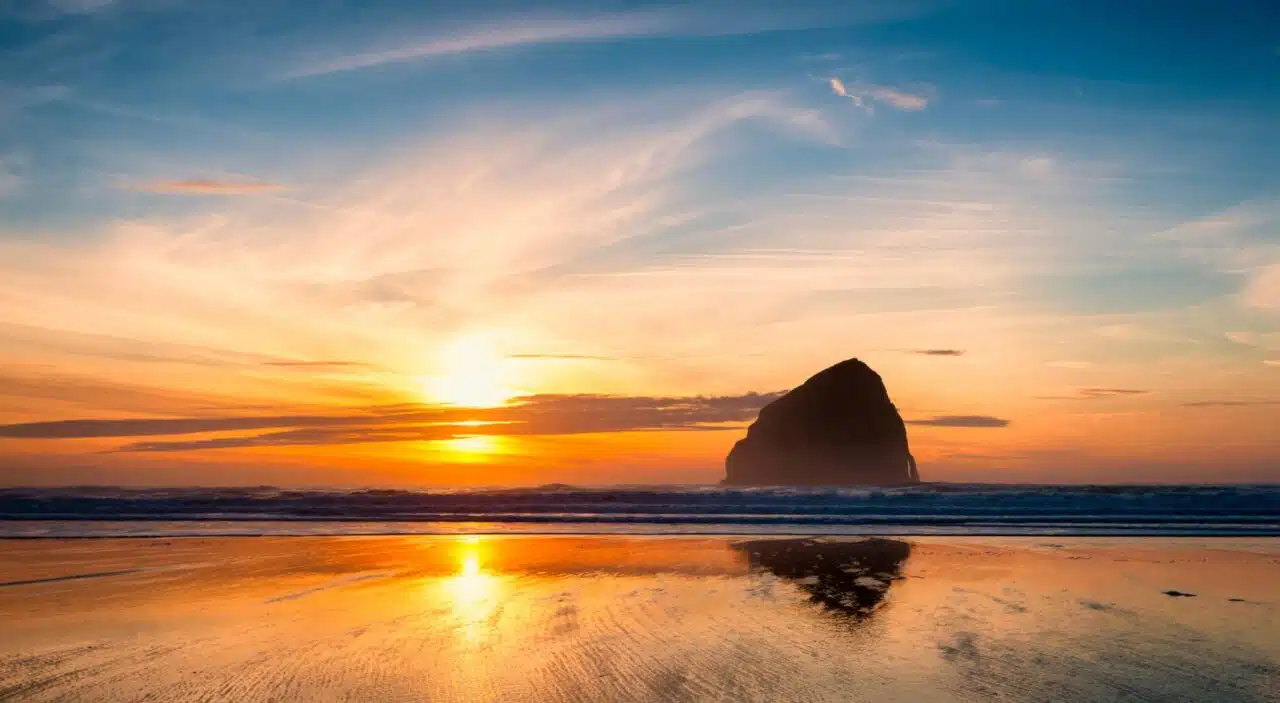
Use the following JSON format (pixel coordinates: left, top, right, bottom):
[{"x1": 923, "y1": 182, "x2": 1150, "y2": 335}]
[{"x1": 1, "y1": 536, "x2": 1277, "y2": 701}]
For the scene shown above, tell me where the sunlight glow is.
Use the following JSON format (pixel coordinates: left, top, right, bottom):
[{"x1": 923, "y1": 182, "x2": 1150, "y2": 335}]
[
  {"x1": 441, "y1": 538, "x2": 501, "y2": 642},
  {"x1": 460, "y1": 553, "x2": 481, "y2": 577},
  {"x1": 439, "y1": 434, "x2": 505, "y2": 460},
  {"x1": 431, "y1": 335, "x2": 515, "y2": 408}
]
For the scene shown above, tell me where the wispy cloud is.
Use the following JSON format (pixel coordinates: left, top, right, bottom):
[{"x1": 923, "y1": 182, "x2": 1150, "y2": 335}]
[
  {"x1": 1243, "y1": 262, "x2": 1280, "y2": 310},
  {"x1": 0, "y1": 413, "x2": 365, "y2": 439},
  {"x1": 282, "y1": 13, "x2": 675, "y2": 79},
  {"x1": 865, "y1": 86, "x2": 930, "y2": 110},
  {"x1": 0, "y1": 392, "x2": 785, "y2": 450},
  {"x1": 1155, "y1": 199, "x2": 1280, "y2": 315},
  {"x1": 4, "y1": 76, "x2": 1275, "y2": 481},
  {"x1": 1039, "y1": 388, "x2": 1151, "y2": 400},
  {"x1": 1018, "y1": 156, "x2": 1054, "y2": 177},
  {"x1": 906, "y1": 348, "x2": 964, "y2": 356},
  {"x1": 0, "y1": 92, "x2": 842, "y2": 424},
  {"x1": 1079, "y1": 388, "x2": 1149, "y2": 398},
  {"x1": 0, "y1": 156, "x2": 23, "y2": 199},
  {"x1": 47, "y1": 0, "x2": 114, "y2": 14},
  {"x1": 907, "y1": 415, "x2": 1009, "y2": 428},
  {"x1": 829, "y1": 78, "x2": 931, "y2": 111},
  {"x1": 132, "y1": 179, "x2": 288, "y2": 196},
  {"x1": 507, "y1": 353, "x2": 620, "y2": 361},
  {"x1": 262, "y1": 360, "x2": 372, "y2": 370},
  {"x1": 1183, "y1": 400, "x2": 1279, "y2": 407},
  {"x1": 281, "y1": 3, "x2": 941, "y2": 80}
]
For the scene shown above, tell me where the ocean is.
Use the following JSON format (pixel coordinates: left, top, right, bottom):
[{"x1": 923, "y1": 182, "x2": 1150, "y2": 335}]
[{"x1": 3, "y1": 484, "x2": 1277, "y2": 537}]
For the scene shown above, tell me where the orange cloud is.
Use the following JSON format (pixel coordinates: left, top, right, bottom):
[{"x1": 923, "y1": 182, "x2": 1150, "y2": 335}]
[{"x1": 133, "y1": 179, "x2": 286, "y2": 195}]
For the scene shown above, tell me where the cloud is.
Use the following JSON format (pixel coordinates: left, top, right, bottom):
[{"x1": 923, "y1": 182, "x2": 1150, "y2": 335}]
[
  {"x1": 0, "y1": 156, "x2": 24, "y2": 199},
  {"x1": 1226, "y1": 331, "x2": 1280, "y2": 349},
  {"x1": 0, "y1": 392, "x2": 785, "y2": 450},
  {"x1": 1183, "y1": 400, "x2": 1280, "y2": 407},
  {"x1": 830, "y1": 78, "x2": 931, "y2": 111},
  {"x1": 1265, "y1": 360, "x2": 1280, "y2": 367},
  {"x1": 1034, "y1": 389, "x2": 1157, "y2": 399},
  {"x1": 1243, "y1": 263, "x2": 1280, "y2": 310},
  {"x1": 1155, "y1": 200, "x2": 1280, "y2": 315},
  {"x1": 907, "y1": 349, "x2": 964, "y2": 356},
  {"x1": 0, "y1": 414, "x2": 363, "y2": 439},
  {"x1": 906, "y1": 415, "x2": 1009, "y2": 428},
  {"x1": 0, "y1": 321, "x2": 283, "y2": 368},
  {"x1": 2, "y1": 87, "x2": 1235, "y2": 479},
  {"x1": 1077, "y1": 388, "x2": 1149, "y2": 398},
  {"x1": 0, "y1": 91, "x2": 843, "y2": 431},
  {"x1": 1046, "y1": 361, "x2": 1092, "y2": 369},
  {"x1": 865, "y1": 86, "x2": 930, "y2": 110},
  {"x1": 262, "y1": 360, "x2": 371, "y2": 369},
  {"x1": 283, "y1": 3, "x2": 940, "y2": 80},
  {"x1": 283, "y1": 13, "x2": 675, "y2": 79},
  {"x1": 132, "y1": 179, "x2": 287, "y2": 196},
  {"x1": 47, "y1": 0, "x2": 114, "y2": 14},
  {"x1": 507, "y1": 353, "x2": 620, "y2": 361},
  {"x1": 1018, "y1": 156, "x2": 1054, "y2": 177},
  {"x1": 0, "y1": 369, "x2": 264, "y2": 416},
  {"x1": 0, "y1": 170, "x2": 19, "y2": 199},
  {"x1": 1039, "y1": 388, "x2": 1151, "y2": 400}
]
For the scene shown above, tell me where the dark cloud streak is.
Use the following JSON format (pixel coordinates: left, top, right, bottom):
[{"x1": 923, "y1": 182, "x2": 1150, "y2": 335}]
[
  {"x1": 907, "y1": 415, "x2": 1009, "y2": 428},
  {"x1": 1182, "y1": 400, "x2": 1279, "y2": 408},
  {"x1": 1, "y1": 392, "x2": 787, "y2": 451},
  {"x1": 262, "y1": 360, "x2": 371, "y2": 369},
  {"x1": 1038, "y1": 388, "x2": 1151, "y2": 400},
  {"x1": 1078, "y1": 388, "x2": 1148, "y2": 398}
]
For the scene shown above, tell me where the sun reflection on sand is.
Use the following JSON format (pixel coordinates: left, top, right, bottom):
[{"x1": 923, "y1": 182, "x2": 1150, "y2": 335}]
[{"x1": 442, "y1": 537, "x2": 502, "y2": 642}]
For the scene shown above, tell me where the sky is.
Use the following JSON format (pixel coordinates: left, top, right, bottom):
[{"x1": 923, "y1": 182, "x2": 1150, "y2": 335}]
[{"x1": 0, "y1": 0, "x2": 1277, "y2": 486}]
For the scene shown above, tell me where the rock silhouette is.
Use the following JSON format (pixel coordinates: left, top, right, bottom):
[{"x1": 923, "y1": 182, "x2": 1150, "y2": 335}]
[
  {"x1": 724, "y1": 358, "x2": 919, "y2": 485},
  {"x1": 735, "y1": 538, "x2": 912, "y2": 618}
]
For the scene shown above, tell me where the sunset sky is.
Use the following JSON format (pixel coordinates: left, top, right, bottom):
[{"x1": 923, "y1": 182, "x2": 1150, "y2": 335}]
[{"x1": 1, "y1": 0, "x2": 1277, "y2": 486}]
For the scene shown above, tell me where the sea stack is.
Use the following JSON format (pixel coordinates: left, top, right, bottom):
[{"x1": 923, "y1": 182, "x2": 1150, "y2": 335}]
[{"x1": 724, "y1": 358, "x2": 920, "y2": 486}]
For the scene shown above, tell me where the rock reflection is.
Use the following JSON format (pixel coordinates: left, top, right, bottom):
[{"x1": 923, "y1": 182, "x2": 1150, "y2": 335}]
[{"x1": 735, "y1": 538, "x2": 911, "y2": 618}]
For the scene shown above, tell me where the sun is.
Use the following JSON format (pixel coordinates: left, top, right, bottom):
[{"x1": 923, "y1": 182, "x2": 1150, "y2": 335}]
[
  {"x1": 431, "y1": 334, "x2": 515, "y2": 408},
  {"x1": 439, "y1": 434, "x2": 506, "y2": 461}
]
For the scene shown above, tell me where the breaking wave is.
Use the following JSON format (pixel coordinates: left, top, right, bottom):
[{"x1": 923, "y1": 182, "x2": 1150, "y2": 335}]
[{"x1": 2, "y1": 484, "x2": 1277, "y2": 537}]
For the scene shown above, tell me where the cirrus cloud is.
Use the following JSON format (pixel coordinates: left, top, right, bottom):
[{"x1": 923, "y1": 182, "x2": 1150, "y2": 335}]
[
  {"x1": 829, "y1": 78, "x2": 931, "y2": 111},
  {"x1": 0, "y1": 391, "x2": 786, "y2": 451},
  {"x1": 131, "y1": 179, "x2": 288, "y2": 196},
  {"x1": 906, "y1": 415, "x2": 1009, "y2": 428}
]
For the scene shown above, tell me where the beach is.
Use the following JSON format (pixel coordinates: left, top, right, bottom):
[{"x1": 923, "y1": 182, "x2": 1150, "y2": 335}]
[{"x1": 2, "y1": 535, "x2": 1277, "y2": 701}]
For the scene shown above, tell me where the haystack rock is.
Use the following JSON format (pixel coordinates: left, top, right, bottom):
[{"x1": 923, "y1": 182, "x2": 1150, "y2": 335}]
[{"x1": 724, "y1": 358, "x2": 920, "y2": 486}]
